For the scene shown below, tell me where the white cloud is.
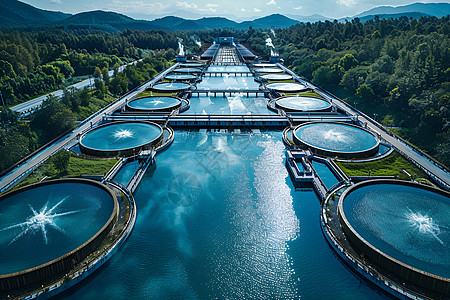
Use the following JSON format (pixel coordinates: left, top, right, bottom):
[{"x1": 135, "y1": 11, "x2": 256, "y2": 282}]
[
  {"x1": 241, "y1": 8, "x2": 246, "y2": 11},
  {"x1": 206, "y1": 3, "x2": 218, "y2": 8},
  {"x1": 266, "y1": 0, "x2": 276, "y2": 5},
  {"x1": 336, "y1": 0, "x2": 356, "y2": 7},
  {"x1": 176, "y1": 1, "x2": 198, "y2": 9},
  {"x1": 49, "y1": 0, "x2": 62, "y2": 3},
  {"x1": 253, "y1": 8, "x2": 261, "y2": 12},
  {"x1": 294, "y1": 5, "x2": 302, "y2": 10}
]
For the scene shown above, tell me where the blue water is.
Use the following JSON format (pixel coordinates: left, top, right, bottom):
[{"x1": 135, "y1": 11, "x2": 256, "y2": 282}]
[
  {"x1": 261, "y1": 74, "x2": 292, "y2": 81},
  {"x1": 81, "y1": 122, "x2": 162, "y2": 152},
  {"x1": 206, "y1": 65, "x2": 250, "y2": 73},
  {"x1": 311, "y1": 160, "x2": 340, "y2": 190},
  {"x1": 175, "y1": 68, "x2": 202, "y2": 73},
  {"x1": 254, "y1": 67, "x2": 283, "y2": 73},
  {"x1": 343, "y1": 183, "x2": 450, "y2": 278},
  {"x1": 294, "y1": 122, "x2": 379, "y2": 154},
  {"x1": 127, "y1": 96, "x2": 181, "y2": 111},
  {"x1": 165, "y1": 74, "x2": 197, "y2": 81},
  {"x1": 113, "y1": 160, "x2": 140, "y2": 186},
  {"x1": 60, "y1": 131, "x2": 384, "y2": 299},
  {"x1": 0, "y1": 182, "x2": 114, "y2": 275},
  {"x1": 184, "y1": 96, "x2": 277, "y2": 115},
  {"x1": 267, "y1": 82, "x2": 308, "y2": 92},
  {"x1": 276, "y1": 96, "x2": 332, "y2": 112},
  {"x1": 152, "y1": 82, "x2": 190, "y2": 91},
  {"x1": 196, "y1": 76, "x2": 260, "y2": 90}
]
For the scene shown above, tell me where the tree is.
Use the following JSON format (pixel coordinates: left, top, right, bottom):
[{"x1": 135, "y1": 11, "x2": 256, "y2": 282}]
[
  {"x1": 356, "y1": 84, "x2": 375, "y2": 102},
  {"x1": 52, "y1": 150, "x2": 70, "y2": 173},
  {"x1": 340, "y1": 67, "x2": 368, "y2": 91},
  {"x1": 339, "y1": 53, "x2": 358, "y2": 71},
  {"x1": 93, "y1": 66, "x2": 102, "y2": 79},
  {"x1": 101, "y1": 67, "x2": 110, "y2": 85}
]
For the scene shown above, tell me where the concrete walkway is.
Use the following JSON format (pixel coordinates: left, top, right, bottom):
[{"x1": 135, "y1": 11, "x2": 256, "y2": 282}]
[{"x1": 0, "y1": 63, "x2": 178, "y2": 193}]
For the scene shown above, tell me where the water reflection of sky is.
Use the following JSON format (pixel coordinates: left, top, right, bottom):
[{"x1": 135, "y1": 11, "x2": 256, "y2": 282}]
[
  {"x1": 183, "y1": 95, "x2": 276, "y2": 115},
  {"x1": 197, "y1": 76, "x2": 260, "y2": 90}
]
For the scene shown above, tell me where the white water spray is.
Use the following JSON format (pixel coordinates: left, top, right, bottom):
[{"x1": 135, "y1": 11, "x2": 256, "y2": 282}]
[
  {"x1": 1, "y1": 197, "x2": 81, "y2": 245},
  {"x1": 405, "y1": 208, "x2": 444, "y2": 245},
  {"x1": 113, "y1": 129, "x2": 134, "y2": 141}
]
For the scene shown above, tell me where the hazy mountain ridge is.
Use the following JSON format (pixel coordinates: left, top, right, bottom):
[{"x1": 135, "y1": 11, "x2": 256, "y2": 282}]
[
  {"x1": 0, "y1": 0, "x2": 70, "y2": 25},
  {"x1": 1, "y1": 1, "x2": 449, "y2": 30},
  {"x1": 356, "y1": 3, "x2": 450, "y2": 18}
]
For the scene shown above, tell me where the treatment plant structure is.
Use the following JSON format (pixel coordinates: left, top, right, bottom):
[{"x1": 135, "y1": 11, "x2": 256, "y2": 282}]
[{"x1": 0, "y1": 37, "x2": 449, "y2": 299}]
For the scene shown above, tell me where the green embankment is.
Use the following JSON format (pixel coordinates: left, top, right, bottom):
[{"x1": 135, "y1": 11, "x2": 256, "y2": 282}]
[
  {"x1": 16, "y1": 154, "x2": 118, "y2": 189},
  {"x1": 335, "y1": 151, "x2": 430, "y2": 184}
]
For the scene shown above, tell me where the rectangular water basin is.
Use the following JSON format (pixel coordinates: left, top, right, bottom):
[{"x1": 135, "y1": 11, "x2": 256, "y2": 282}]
[
  {"x1": 183, "y1": 95, "x2": 277, "y2": 115},
  {"x1": 311, "y1": 160, "x2": 340, "y2": 190},
  {"x1": 197, "y1": 76, "x2": 260, "y2": 90}
]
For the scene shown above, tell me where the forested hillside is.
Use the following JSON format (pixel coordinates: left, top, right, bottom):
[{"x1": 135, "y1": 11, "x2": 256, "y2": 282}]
[
  {"x1": 0, "y1": 16, "x2": 449, "y2": 172},
  {"x1": 0, "y1": 29, "x2": 190, "y2": 106},
  {"x1": 255, "y1": 16, "x2": 450, "y2": 167}
]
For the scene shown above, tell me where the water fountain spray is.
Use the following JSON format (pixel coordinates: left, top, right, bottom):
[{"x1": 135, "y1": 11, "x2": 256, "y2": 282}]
[
  {"x1": 405, "y1": 208, "x2": 444, "y2": 245},
  {"x1": 1, "y1": 196, "x2": 81, "y2": 246}
]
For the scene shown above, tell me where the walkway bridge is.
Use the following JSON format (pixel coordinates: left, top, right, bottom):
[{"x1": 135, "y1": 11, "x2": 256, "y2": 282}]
[
  {"x1": 191, "y1": 89, "x2": 266, "y2": 97},
  {"x1": 104, "y1": 113, "x2": 353, "y2": 128}
]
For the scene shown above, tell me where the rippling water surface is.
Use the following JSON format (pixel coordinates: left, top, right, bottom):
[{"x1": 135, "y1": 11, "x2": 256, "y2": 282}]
[{"x1": 60, "y1": 131, "x2": 385, "y2": 299}]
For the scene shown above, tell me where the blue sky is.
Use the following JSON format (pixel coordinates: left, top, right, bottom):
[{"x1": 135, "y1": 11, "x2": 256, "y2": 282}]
[{"x1": 21, "y1": 0, "x2": 445, "y2": 20}]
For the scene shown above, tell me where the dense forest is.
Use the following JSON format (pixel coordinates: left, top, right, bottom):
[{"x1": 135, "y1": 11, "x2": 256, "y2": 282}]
[
  {"x1": 0, "y1": 16, "x2": 449, "y2": 173},
  {"x1": 0, "y1": 28, "x2": 197, "y2": 106},
  {"x1": 251, "y1": 16, "x2": 450, "y2": 167}
]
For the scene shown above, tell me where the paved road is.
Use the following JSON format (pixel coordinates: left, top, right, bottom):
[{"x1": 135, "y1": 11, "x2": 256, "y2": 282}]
[
  {"x1": 278, "y1": 63, "x2": 450, "y2": 190},
  {"x1": 0, "y1": 63, "x2": 178, "y2": 193},
  {"x1": 10, "y1": 60, "x2": 140, "y2": 116}
]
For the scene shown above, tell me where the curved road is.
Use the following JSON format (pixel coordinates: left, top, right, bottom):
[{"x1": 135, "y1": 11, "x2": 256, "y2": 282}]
[
  {"x1": 0, "y1": 63, "x2": 178, "y2": 193},
  {"x1": 10, "y1": 61, "x2": 141, "y2": 116}
]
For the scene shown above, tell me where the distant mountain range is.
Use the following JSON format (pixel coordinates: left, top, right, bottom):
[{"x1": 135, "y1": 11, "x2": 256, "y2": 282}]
[
  {"x1": 1, "y1": 0, "x2": 449, "y2": 31},
  {"x1": 0, "y1": 0, "x2": 70, "y2": 25},
  {"x1": 355, "y1": 2, "x2": 450, "y2": 18}
]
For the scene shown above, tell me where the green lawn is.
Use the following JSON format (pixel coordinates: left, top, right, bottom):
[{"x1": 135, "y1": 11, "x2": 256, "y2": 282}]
[
  {"x1": 284, "y1": 91, "x2": 323, "y2": 98},
  {"x1": 335, "y1": 151, "x2": 430, "y2": 183},
  {"x1": 16, "y1": 154, "x2": 118, "y2": 189}
]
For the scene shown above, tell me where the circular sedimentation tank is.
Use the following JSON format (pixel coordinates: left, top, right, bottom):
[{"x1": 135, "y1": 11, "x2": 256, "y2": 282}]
[
  {"x1": 0, "y1": 179, "x2": 118, "y2": 291},
  {"x1": 164, "y1": 74, "x2": 197, "y2": 81},
  {"x1": 174, "y1": 67, "x2": 202, "y2": 73},
  {"x1": 260, "y1": 74, "x2": 292, "y2": 81},
  {"x1": 180, "y1": 62, "x2": 204, "y2": 68},
  {"x1": 127, "y1": 96, "x2": 182, "y2": 112},
  {"x1": 254, "y1": 67, "x2": 283, "y2": 73},
  {"x1": 80, "y1": 121, "x2": 163, "y2": 157},
  {"x1": 293, "y1": 122, "x2": 379, "y2": 158},
  {"x1": 151, "y1": 82, "x2": 191, "y2": 92},
  {"x1": 253, "y1": 63, "x2": 277, "y2": 68},
  {"x1": 275, "y1": 96, "x2": 332, "y2": 112},
  {"x1": 338, "y1": 180, "x2": 450, "y2": 295},
  {"x1": 266, "y1": 82, "x2": 308, "y2": 93}
]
